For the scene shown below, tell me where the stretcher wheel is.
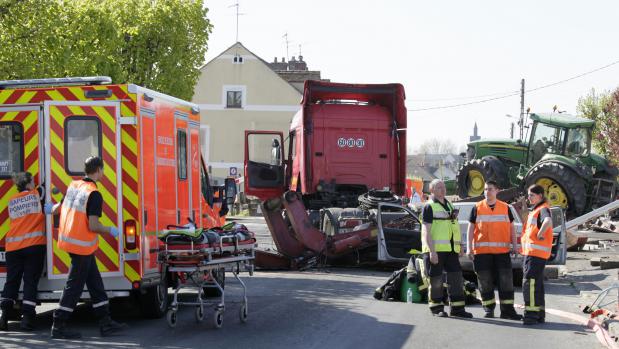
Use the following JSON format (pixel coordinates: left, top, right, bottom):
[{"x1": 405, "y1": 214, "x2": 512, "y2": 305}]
[
  {"x1": 166, "y1": 310, "x2": 177, "y2": 328},
  {"x1": 195, "y1": 306, "x2": 205, "y2": 323},
  {"x1": 239, "y1": 304, "x2": 248, "y2": 323},
  {"x1": 214, "y1": 310, "x2": 224, "y2": 329}
]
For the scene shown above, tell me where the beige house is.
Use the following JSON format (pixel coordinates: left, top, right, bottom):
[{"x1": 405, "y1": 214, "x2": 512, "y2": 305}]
[{"x1": 192, "y1": 42, "x2": 303, "y2": 184}]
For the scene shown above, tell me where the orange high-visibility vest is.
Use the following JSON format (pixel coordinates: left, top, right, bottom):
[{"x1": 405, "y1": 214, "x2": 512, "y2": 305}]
[
  {"x1": 6, "y1": 189, "x2": 46, "y2": 252},
  {"x1": 472, "y1": 199, "x2": 512, "y2": 254},
  {"x1": 521, "y1": 202, "x2": 553, "y2": 259},
  {"x1": 58, "y1": 180, "x2": 99, "y2": 255}
]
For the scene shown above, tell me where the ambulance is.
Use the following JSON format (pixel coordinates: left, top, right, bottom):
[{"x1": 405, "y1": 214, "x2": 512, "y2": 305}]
[{"x1": 0, "y1": 77, "x2": 236, "y2": 317}]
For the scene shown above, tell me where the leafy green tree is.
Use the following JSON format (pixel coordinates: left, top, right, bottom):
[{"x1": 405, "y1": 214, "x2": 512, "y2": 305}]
[
  {"x1": 577, "y1": 87, "x2": 619, "y2": 165},
  {"x1": 0, "y1": 0, "x2": 211, "y2": 100}
]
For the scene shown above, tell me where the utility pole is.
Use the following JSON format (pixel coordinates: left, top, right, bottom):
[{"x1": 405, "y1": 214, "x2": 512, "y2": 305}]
[
  {"x1": 519, "y1": 78, "x2": 525, "y2": 140},
  {"x1": 510, "y1": 122, "x2": 514, "y2": 139}
]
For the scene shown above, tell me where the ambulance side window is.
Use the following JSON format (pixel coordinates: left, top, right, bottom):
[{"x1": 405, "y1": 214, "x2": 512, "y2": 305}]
[
  {"x1": 0, "y1": 122, "x2": 23, "y2": 179},
  {"x1": 177, "y1": 129, "x2": 187, "y2": 180},
  {"x1": 65, "y1": 118, "x2": 101, "y2": 176}
]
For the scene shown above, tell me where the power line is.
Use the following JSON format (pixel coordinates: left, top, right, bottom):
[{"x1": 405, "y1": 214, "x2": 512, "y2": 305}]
[
  {"x1": 410, "y1": 89, "x2": 519, "y2": 102},
  {"x1": 408, "y1": 58, "x2": 619, "y2": 112}
]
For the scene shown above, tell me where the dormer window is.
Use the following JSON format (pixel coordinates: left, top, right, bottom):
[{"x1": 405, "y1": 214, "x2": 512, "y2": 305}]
[{"x1": 233, "y1": 55, "x2": 244, "y2": 64}]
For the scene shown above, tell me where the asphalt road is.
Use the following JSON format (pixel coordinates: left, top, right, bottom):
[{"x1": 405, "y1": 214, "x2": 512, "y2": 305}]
[{"x1": 0, "y1": 216, "x2": 601, "y2": 349}]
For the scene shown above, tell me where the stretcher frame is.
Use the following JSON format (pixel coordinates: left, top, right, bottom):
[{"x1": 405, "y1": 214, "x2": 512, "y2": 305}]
[{"x1": 159, "y1": 232, "x2": 255, "y2": 329}]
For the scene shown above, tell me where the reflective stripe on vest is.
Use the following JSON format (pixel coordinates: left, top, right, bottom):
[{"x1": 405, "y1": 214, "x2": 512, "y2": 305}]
[
  {"x1": 473, "y1": 242, "x2": 510, "y2": 248},
  {"x1": 521, "y1": 202, "x2": 553, "y2": 259},
  {"x1": 473, "y1": 200, "x2": 511, "y2": 255},
  {"x1": 521, "y1": 242, "x2": 551, "y2": 252},
  {"x1": 5, "y1": 231, "x2": 45, "y2": 243},
  {"x1": 58, "y1": 180, "x2": 99, "y2": 255},
  {"x1": 6, "y1": 189, "x2": 46, "y2": 251},
  {"x1": 422, "y1": 199, "x2": 461, "y2": 253}
]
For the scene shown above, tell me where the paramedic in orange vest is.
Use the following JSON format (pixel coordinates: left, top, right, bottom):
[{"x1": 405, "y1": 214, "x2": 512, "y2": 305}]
[
  {"x1": 521, "y1": 184, "x2": 553, "y2": 325},
  {"x1": 0, "y1": 172, "x2": 52, "y2": 331},
  {"x1": 466, "y1": 180, "x2": 522, "y2": 320},
  {"x1": 50, "y1": 156, "x2": 126, "y2": 339}
]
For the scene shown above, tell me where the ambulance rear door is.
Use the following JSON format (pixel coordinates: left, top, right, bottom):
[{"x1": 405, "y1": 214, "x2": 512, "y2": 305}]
[
  {"x1": 43, "y1": 101, "x2": 123, "y2": 279},
  {"x1": 0, "y1": 106, "x2": 43, "y2": 278}
]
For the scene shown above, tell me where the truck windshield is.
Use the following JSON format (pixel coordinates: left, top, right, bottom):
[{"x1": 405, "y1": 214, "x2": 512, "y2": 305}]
[{"x1": 564, "y1": 127, "x2": 590, "y2": 157}]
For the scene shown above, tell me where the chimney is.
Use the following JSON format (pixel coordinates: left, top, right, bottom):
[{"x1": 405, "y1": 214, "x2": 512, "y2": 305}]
[
  {"x1": 274, "y1": 57, "x2": 278, "y2": 63},
  {"x1": 281, "y1": 57, "x2": 286, "y2": 62},
  {"x1": 299, "y1": 55, "x2": 304, "y2": 62}
]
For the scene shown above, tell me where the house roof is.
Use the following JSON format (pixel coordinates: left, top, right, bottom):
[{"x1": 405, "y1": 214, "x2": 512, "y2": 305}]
[{"x1": 198, "y1": 41, "x2": 300, "y2": 96}]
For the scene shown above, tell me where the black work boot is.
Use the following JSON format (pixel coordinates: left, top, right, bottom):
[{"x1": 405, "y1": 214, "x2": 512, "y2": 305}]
[
  {"x1": 450, "y1": 308, "x2": 473, "y2": 319},
  {"x1": 99, "y1": 316, "x2": 127, "y2": 337},
  {"x1": 51, "y1": 319, "x2": 82, "y2": 339},
  {"x1": 0, "y1": 311, "x2": 8, "y2": 331},
  {"x1": 500, "y1": 307, "x2": 523, "y2": 321},
  {"x1": 20, "y1": 313, "x2": 35, "y2": 331}
]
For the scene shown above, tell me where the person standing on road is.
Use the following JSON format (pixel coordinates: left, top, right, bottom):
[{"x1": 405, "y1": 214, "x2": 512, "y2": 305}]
[
  {"x1": 0, "y1": 172, "x2": 52, "y2": 331},
  {"x1": 521, "y1": 184, "x2": 553, "y2": 325},
  {"x1": 50, "y1": 156, "x2": 126, "y2": 339},
  {"x1": 421, "y1": 179, "x2": 472, "y2": 318},
  {"x1": 466, "y1": 180, "x2": 522, "y2": 320}
]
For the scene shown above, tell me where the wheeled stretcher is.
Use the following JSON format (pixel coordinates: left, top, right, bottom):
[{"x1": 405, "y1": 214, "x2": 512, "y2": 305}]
[{"x1": 158, "y1": 225, "x2": 256, "y2": 328}]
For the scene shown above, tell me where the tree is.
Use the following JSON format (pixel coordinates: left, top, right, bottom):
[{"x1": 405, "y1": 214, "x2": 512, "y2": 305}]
[
  {"x1": 0, "y1": 0, "x2": 212, "y2": 100},
  {"x1": 415, "y1": 138, "x2": 457, "y2": 154},
  {"x1": 577, "y1": 87, "x2": 619, "y2": 165}
]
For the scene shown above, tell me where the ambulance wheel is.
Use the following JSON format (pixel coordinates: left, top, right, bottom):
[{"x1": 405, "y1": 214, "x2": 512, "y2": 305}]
[
  {"x1": 166, "y1": 310, "x2": 177, "y2": 328},
  {"x1": 140, "y1": 273, "x2": 169, "y2": 318},
  {"x1": 195, "y1": 306, "x2": 205, "y2": 323},
  {"x1": 214, "y1": 310, "x2": 224, "y2": 329},
  {"x1": 239, "y1": 304, "x2": 248, "y2": 323}
]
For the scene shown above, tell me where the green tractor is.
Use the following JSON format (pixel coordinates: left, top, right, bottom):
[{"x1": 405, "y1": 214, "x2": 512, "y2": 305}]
[{"x1": 456, "y1": 113, "x2": 618, "y2": 218}]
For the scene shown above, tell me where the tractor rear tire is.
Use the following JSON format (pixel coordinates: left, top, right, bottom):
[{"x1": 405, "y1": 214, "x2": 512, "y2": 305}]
[
  {"x1": 456, "y1": 156, "x2": 509, "y2": 198},
  {"x1": 524, "y1": 162, "x2": 586, "y2": 219}
]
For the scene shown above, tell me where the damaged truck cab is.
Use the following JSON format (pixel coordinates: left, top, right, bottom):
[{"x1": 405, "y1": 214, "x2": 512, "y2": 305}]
[{"x1": 244, "y1": 80, "x2": 410, "y2": 266}]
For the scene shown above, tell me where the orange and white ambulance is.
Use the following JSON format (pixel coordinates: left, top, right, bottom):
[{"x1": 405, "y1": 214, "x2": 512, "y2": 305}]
[{"x1": 0, "y1": 77, "x2": 235, "y2": 317}]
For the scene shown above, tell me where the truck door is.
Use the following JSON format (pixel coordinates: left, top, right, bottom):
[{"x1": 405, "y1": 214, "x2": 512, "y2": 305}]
[
  {"x1": 0, "y1": 106, "x2": 42, "y2": 275},
  {"x1": 376, "y1": 203, "x2": 423, "y2": 262},
  {"x1": 44, "y1": 101, "x2": 123, "y2": 279},
  {"x1": 548, "y1": 206, "x2": 567, "y2": 265},
  {"x1": 244, "y1": 131, "x2": 285, "y2": 200}
]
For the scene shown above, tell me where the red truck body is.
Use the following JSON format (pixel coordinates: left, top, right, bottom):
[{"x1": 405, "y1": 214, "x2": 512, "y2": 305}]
[{"x1": 244, "y1": 80, "x2": 407, "y2": 266}]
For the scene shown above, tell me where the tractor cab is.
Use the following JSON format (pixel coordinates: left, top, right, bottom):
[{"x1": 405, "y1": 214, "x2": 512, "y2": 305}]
[{"x1": 526, "y1": 113, "x2": 594, "y2": 165}]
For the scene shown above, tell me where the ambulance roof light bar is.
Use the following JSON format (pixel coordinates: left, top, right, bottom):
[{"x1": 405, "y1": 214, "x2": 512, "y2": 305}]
[{"x1": 0, "y1": 76, "x2": 112, "y2": 89}]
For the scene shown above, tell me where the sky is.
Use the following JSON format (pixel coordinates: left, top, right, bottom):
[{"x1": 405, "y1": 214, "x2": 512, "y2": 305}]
[{"x1": 203, "y1": 0, "x2": 619, "y2": 154}]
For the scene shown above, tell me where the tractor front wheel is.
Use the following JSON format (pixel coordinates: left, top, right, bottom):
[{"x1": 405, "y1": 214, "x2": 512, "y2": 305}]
[{"x1": 456, "y1": 156, "x2": 509, "y2": 198}]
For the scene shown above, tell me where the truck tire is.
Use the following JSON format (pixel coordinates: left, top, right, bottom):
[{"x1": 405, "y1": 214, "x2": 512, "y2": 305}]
[
  {"x1": 524, "y1": 162, "x2": 586, "y2": 219},
  {"x1": 456, "y1": 156, "x2": 509, "y2": 198},
  {"x1": 140, "y1": 273, "x2": 169, "y2": 319}
]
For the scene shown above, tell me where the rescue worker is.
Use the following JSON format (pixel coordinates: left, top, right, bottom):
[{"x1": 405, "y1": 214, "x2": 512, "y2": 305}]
[
  {"x1": 521, "y1": 184, "x2": 553, "y2": 325},
  {"x1": 50, "y1": 156, "x2": 127, "y2": 339},
  {"x1": 421, "y1": 179, "x2": 472, "y2": 318},
  {"x1": 0, "y1": 172, "x2": 52, "y2": 331},
  {"x1": 466, "y1": 180, "x2": 522, "y2": 320}
]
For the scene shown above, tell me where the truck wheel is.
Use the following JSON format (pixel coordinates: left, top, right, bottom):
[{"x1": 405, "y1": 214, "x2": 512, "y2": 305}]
[
  {"x1": 456, "y1": 156, "x2": 509, "y2": 198},
  {"x1": 139, "y1": 273, "x2": 169, "y2": 319},
  {"x1": 524, "y1": 162, "x2": 586, "y2": 219}
]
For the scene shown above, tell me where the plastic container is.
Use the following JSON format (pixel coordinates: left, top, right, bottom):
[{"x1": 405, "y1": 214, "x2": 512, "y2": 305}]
[{"x1": 400, "y1": 277, "x2": 422, "y2": 303}]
